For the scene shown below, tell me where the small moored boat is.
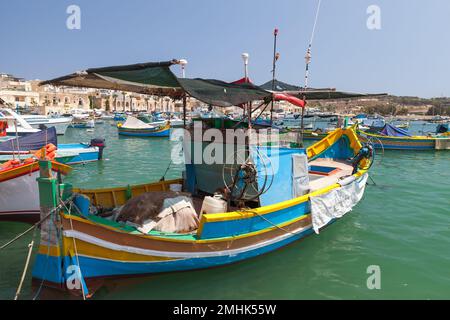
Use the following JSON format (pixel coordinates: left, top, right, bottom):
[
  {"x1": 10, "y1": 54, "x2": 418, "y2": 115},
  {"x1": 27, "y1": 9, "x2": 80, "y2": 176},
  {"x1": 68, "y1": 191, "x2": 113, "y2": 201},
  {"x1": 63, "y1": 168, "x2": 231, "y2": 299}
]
[
  {"x1": 0, "y1": 128, "x2": 106, "y2": 165},
  {"x1": 0, "y1": 147, "x2": 71, "y2": 222},
  {"x1": 20, "y1": 114, "x2": 73, "y2": 135},
  {"x1": 357, "y1": 123, "x2": 450, "y2": 150},
  {"x1": 117, "y1": 116, "x2": 170, "y2": 137}
]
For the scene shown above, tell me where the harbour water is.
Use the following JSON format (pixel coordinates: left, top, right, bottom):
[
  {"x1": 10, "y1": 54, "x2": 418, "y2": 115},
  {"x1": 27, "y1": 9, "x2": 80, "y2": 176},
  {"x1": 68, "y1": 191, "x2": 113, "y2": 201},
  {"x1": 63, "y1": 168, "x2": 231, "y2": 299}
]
[{"x1": 0, "y1": 121, "x2": 449, "y2": 299}]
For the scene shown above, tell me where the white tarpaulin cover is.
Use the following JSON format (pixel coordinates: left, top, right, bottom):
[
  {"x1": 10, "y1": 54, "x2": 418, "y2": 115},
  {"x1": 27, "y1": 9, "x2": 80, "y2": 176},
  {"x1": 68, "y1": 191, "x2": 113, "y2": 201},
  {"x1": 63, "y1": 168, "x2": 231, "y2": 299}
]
[
  {"x1": 310, "y1": 173, "x2": 368, "y2": 234},
  {"x1": 122, "y1": 116, "x2": 154, "y2": 129}
]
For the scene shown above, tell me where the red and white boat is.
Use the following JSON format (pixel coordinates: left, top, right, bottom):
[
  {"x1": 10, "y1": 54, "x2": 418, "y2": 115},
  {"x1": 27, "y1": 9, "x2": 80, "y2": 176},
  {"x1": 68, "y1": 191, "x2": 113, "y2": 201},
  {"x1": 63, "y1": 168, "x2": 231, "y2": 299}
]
[{"x1": 0, "y1": 145, "x2": 72, "y2": 223}]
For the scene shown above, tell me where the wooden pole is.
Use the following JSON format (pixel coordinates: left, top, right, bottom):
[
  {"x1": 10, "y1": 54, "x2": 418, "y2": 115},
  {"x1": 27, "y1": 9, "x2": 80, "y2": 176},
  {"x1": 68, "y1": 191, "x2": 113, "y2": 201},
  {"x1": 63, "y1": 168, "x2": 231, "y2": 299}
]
[{"x1": 183, "y1": 94, "x2": 187, "y2": 128}]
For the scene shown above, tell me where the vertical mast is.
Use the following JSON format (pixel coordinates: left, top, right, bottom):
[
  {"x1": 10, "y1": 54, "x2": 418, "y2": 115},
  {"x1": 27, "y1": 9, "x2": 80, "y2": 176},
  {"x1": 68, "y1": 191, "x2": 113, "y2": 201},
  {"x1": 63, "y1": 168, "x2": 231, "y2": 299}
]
[{"x1": 270, "y1": 28, "x2": 279, "y2": 125}]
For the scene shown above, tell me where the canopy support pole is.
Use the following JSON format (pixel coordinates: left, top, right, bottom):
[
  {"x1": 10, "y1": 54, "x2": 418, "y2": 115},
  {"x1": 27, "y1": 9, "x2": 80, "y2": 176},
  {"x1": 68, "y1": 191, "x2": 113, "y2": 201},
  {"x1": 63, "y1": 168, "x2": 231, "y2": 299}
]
[
  {"x1": 247, "y1": 103, "x2": 252, "y2": 130},
  {"x1": 298, "y1": 102, "x2": 305, "y2": 147},
  {"x1": 183, "y1": 94, "x2": 187, "y2": 128}
]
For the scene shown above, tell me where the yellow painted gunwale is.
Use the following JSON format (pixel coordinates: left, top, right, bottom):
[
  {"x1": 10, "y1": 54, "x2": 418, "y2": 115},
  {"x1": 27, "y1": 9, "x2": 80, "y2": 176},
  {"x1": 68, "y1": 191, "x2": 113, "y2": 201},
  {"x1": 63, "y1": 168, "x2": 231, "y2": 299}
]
[{"x1": 0, "y1": 160, "x2": 72, "y2": 182}]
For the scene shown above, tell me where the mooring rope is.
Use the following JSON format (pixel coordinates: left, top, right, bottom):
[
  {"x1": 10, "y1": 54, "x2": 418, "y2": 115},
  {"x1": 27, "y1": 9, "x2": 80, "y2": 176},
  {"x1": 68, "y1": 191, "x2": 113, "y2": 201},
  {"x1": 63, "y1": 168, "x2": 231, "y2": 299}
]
[
  {"x1": 240, "y1": 209, "x2": 308, "y2": 237},
  {"x1": 309, "y1": 0, "x2": 322, "y2": 46},
  {"x1": 303, "y1": 0, "x2": 322, "y2": 89},
  {"x1": 14, "y1": 228, "x2": 37, "y2": 300},
  {"x1": 0, "y1": 197, "x2": 73, "y2": 251}
]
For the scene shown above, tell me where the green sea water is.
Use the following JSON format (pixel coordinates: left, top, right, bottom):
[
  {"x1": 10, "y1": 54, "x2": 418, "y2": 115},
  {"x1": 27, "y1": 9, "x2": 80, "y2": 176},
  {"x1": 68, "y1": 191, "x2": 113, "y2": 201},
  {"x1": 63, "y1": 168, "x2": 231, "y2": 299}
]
[{"x1": 0, "y1": 121, "x2": 449, "y2": 300}]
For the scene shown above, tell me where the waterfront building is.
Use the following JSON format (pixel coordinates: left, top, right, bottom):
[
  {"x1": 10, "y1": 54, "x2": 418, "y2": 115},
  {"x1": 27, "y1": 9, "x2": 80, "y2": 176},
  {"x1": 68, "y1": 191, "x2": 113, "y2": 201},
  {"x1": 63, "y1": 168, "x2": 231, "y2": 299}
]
[{"x1": 0, "y1": 73, "x2": 39, "y2": 110}]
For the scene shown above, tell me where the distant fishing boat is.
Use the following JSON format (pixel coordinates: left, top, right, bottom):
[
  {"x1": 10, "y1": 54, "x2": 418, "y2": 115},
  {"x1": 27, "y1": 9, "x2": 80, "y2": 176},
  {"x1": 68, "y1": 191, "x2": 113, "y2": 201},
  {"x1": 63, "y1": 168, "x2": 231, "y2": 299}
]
[
  {"x1": 118, "y1": 116, "x2": 170, "y2": 137},
  {"x1": 113, "y1": 113, "x2": 127, "y2": 121},
  {"x1": 273, "y1": 113, "x2": 315, "y2": 129},
  {"x1": 300, "y1": 129, "x2": 329, "y2": 141},
  {"x1": 70, "y1": 118, "x2": 95, "y2": 128},
  {"x1": 56, "y1": 140, "x2": 105, "y2": 164},
  {"x1": 357, "y1": 123, "x2": 450, "y2": 150},
  {"x1": 0, "y1": 128, "x2": 106, "y2": 165},
  {"x1": 353, "y1": 114, "x2": 386, "y2": 131},
  {"x1": 139, "y1": 112, "x2": 186, "y2": 128}
]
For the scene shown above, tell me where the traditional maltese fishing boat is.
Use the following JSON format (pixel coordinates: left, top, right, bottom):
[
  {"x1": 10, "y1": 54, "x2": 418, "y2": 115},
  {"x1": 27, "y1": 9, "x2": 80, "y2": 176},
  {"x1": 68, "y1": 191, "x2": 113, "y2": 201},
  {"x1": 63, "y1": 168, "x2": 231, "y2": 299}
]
[
  {"x1": 27, "y1": 60, "x2": 374, "y2": 298},
  {"x1": 117, "y1": 116, "x2": 171, "y2": 137},
  {"x1": 31, "y1": 126, "x2": 371, "y2": 297},
  {"x1": 357, "y1": 123, "x2": 450, "y2": 150}
]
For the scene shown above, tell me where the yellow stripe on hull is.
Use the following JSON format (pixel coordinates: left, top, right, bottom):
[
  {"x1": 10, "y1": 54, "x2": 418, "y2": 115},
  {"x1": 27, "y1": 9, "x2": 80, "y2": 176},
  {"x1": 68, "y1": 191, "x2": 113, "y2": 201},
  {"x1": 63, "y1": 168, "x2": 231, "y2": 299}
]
[
  {"x1": 61, "y1": 237, "x2": 179, "y2": 263},
  {"x1": 38, "y1": 245, "x2": 61, "y2": 256}
]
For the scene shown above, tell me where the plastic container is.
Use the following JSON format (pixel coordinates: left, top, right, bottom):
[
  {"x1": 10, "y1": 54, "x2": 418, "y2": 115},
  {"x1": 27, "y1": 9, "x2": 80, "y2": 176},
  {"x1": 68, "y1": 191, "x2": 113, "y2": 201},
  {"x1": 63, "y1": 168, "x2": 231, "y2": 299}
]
[
  {"x1": 169, "y1": 184, "x2": 183, "y2": 192},
  {"x1": 73, "y1": 194, "x2": 91, "y2": 216},
  {"x1": 200, "y1": 195, "x2": 227, "y2": 216}
]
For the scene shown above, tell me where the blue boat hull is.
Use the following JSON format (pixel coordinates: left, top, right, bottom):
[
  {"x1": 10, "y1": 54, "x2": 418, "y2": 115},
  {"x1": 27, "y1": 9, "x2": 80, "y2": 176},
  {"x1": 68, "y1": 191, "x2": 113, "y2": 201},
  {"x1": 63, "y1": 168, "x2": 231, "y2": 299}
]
[
  {"x1": 58, "y1": 143, "x2": 100, "y2": 164},
  {"x1": 118, "y1": 128, "x2": 170, "y2": 137}
]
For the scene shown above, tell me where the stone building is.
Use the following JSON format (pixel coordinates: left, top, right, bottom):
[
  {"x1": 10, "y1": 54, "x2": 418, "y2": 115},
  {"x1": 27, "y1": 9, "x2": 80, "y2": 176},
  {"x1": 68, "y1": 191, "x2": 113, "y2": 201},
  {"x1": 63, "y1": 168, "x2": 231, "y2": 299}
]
[
  {"x1": 0, "y1": 73, "x2": 39, "y2": 109},
  {"x1": 30, "y1": 81, "x2": 92, "y2": 115},
  {"x1": 93, "y1": 91, "x2": 196, "y2": 113}
]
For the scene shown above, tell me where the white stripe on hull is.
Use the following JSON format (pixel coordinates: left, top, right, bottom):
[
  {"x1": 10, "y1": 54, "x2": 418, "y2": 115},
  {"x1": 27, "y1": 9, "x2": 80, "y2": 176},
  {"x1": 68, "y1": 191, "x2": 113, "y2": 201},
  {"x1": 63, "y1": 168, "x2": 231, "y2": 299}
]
[{"x1": 63, "y1": 223, "x2": 313, "y2": 259}]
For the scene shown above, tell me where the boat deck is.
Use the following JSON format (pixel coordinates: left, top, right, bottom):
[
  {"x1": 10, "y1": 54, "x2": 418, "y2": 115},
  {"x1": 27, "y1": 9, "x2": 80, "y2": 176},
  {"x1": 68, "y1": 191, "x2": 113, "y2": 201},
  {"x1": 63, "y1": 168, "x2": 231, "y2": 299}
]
[{"x1": 308, "y1": 158, "x2": 354, "y2": 192}]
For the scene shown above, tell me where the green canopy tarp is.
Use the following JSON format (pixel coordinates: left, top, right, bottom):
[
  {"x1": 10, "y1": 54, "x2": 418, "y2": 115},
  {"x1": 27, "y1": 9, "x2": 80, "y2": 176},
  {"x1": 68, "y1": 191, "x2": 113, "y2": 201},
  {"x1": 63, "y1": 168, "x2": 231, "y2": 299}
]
[
  {"x1": 40, "y1": 60, "x2": 184, "y2": 98},
  {"x1": 178, "y1": 78, "x2": 271, "y2": 107},
  {"x1": 260, "y1": 79, "x2": 387, "y2": 100},
  {"x1": 40, "y1": 61, "x2": 273, "y2": 107},
  {"x1": 260, "y1": 79, "x2": 302, "y2": 91}
]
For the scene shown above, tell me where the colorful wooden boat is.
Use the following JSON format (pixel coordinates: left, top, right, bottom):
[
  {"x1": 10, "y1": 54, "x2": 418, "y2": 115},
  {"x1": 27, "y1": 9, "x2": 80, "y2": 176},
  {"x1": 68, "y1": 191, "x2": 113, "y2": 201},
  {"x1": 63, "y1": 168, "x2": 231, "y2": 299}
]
[
  {"x1": 117, "y1": 116, "x2": 170, "y2": 137},
  {"x1": 70, "y1": 119, "x2": 95, "y2": 129},
  {"x1": 31, "y1": 127, "x2": 372, "y2": 296},
  {"x1": 29, "y1": 60, "x2": 375, "y2": 297},
  {"x1": 357, "y1": 125, "x2": 450, "y2": 150}
]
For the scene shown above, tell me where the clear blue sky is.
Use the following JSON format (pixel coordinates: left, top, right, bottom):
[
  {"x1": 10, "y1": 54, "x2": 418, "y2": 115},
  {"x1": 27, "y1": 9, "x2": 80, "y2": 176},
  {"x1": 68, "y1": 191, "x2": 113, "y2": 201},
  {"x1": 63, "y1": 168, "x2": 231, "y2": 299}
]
[{"x1": 1, "y1": 0, "x2": 449, "y2": 98}]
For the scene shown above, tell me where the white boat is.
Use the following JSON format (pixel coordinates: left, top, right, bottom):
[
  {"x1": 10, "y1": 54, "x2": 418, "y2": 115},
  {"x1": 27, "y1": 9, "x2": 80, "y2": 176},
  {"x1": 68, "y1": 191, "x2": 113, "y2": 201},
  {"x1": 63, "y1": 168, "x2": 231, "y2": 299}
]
[
  {"x1": 20, "y1": 115, "x2": 73, "y2": 135},
  {"x1": 0, "y1": 108, "x2": 40, "y2": 136},
  {"x1": 69, "y1": 108, "x2": 91, "y2": 120},
  {"x1": 0, "y1": 159, "x2": 71, "y2": 222},
  {"x1": 167, "y1": 117, "x2": 185, "y2": 127}
]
